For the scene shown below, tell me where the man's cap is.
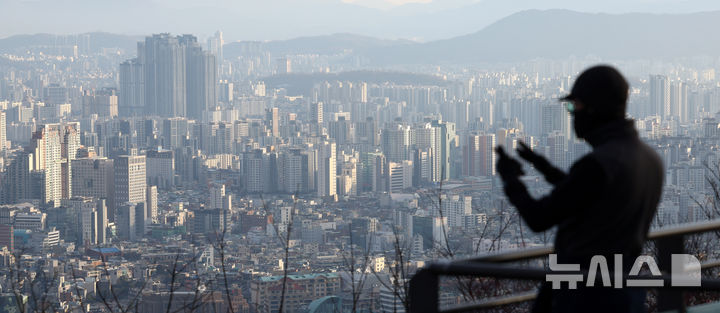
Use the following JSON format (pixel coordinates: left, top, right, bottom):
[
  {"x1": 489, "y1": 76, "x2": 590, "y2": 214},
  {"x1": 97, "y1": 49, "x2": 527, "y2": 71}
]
[{"x1": 561, "y1": 65, "x2": 629, "y2": 117}]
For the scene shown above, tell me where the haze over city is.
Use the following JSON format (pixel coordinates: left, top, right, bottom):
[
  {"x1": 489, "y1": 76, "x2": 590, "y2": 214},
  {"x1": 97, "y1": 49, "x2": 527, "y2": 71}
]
[
  {"x1": 2, "y1": 0, "x2": 720, "y2": 312},
  {"x1": 3, "y1": 0, "x2": 720, "y2": 40}
]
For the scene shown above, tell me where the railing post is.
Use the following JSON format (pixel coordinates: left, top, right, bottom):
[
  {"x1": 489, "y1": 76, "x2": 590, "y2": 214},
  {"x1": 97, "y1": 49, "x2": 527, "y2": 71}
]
[
  {"x1": 409, "y1": 268, "x2": 439, "y2": 313},
  {"x1": 657, "y1": 235, "x2": 685, "y2": 312}
]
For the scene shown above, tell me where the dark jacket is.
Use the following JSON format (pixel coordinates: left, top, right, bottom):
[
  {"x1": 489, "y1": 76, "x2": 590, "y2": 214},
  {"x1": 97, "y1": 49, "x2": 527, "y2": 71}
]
[{"x1": 502, "y1": 119, "x2": 664, "y2": 313}]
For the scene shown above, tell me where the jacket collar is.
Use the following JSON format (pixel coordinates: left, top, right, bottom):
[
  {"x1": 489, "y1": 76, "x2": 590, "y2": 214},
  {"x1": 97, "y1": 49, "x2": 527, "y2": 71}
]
[{"x1": 584, "y1": 119, "x2": 638, "y2": 148}]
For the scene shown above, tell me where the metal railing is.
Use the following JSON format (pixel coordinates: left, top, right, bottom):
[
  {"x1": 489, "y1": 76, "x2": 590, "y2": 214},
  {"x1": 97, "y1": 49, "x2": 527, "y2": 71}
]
[{"x1": 408, "y1": 220, "x2": 720, "y2": 313}]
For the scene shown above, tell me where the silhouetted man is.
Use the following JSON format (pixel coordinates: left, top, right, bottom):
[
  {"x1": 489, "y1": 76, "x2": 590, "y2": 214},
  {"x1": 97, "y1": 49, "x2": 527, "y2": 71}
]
[{"x1": 496, "y1": 65, "x2": 664, "y2": 313}]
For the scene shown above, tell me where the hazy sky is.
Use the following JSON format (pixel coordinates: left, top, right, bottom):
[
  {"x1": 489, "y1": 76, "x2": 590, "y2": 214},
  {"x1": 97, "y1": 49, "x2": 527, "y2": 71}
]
[
  {"x1": 1, "y1": 0, "x2": 720, "y2": 41},
  {"x1": 343, "y1": 0, "x2": 436, "y2": 10},
  {"x1": 342, "y1": 0, "x2": 715, "y2": 11}
]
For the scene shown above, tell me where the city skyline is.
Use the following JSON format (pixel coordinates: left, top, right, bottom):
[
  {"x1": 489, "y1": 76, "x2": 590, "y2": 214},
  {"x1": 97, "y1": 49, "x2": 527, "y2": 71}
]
[{"x1": 2, "y1": 1, "x2": 720, "y2": 311}]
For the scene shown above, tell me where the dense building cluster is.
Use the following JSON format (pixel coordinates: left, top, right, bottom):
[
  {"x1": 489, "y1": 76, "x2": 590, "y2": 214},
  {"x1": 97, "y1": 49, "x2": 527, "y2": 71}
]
[{"x1": 0, "y1": 31, "x2": 719, "y2": 312}]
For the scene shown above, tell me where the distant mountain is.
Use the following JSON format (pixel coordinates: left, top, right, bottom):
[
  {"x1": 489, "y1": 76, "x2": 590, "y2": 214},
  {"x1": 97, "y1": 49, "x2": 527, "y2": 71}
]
[
  {"x1": 224, "y1": 34, "x2": 414, "y2": 59},
  {"x1": 225, "y1": 10, "x2": 720, "y2": 65},
  {"x1": 0, "y1": 32, "x2": 142, "y2": 54},
  {"x1": 367, "y1": 9, "x2": 720, "y2": 64},
  {"x1": 5, "y1": 0, "x2": 720, "y2": 42},
  {"x1": 4, "y1": 10, "x2": 720, "y2": 65},
  {"x1": 85, "y1": 33, "x2": 144, "y2": 53}
]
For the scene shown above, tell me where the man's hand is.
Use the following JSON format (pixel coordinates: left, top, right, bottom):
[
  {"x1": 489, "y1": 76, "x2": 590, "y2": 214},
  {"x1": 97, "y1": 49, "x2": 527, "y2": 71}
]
[
  {"x1": 517, "y1": 141, "x2": 548, "y2": 167},
  {"x1": 516, "y1": 140, "x2": 567, "y2": 185},
  {"x1": 495, "y1": 146, "x2": 524, "y2": 181}
]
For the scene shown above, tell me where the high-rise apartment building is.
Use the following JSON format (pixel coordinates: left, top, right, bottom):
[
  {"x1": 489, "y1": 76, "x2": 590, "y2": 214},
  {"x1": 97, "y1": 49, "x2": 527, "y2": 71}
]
[
  {"x1": 650, "y1": 74, "x2": 671, "y2": 118},
  {"x1": 0, "y1": 111, "x2": 6, "y2": 151},
  {"x1": 358, "y1": 82, "x2": 368, "y2": 103},
  {"x1": 670, "y1": 81, "x2": 689, "y2": 122},
  {"x1": 43, "y1": 84, "x2": 69, "y2": 105},
  {"x1": 71, "y1": 157, "x2": 115, "y2": 210},
  {"x1": 63, "y1": 197, "x2": 108, "y2": 246},
  {"x1": 128, "y1": 34, "x2": 217, "y2": 119},
  {"x1": 412, "y1": 148, "x2": 432, "y2": 184},
  {"x1": 412, "y1": 215, "x2": 448, "y2": 250},
  {"x1": 438, "y1": 195, "x2": 472, "y2": 228},
  {"x1": 412, "y1": 123, "x2": 438, "y2": 181},
  {"x1": 185, "y1": 37, "x2": 217, "y2": 120},
  {"x1": 29, "y1": 123, "x2": 80, "y2": 206},
  {"x1": 141, "y1": 34, "x2": 187, "y2": 117},
  {"x1": 360, "y1": 151, "x2": 385, "y2": 193},
  {"x1": 463, "y1": 133, "x2": 496, "y2": 177},
  {"x1": 310, "y1": 102, "x2": 323, "y2": 124},
  {"x1": 387, "y1": 160, "x2": 413, "y2": 193},
  {"x1": 328, "y1": 116, "x2": 355, "y2": 145},
  {"x1": 112, "y1": 201, "x2": 146, "y2": 241},
  {"x1": 116, "y1": 203, "x2": 137, "y2": 241},
  {"x1": 277, "y1": 57, "x2": 291, "y2": 74},
  {"x1": 95, "y1": 199, "x2": 108, "y2": 244},
  {"x1": 146, "y1": 186, "x2": 158, "y2": 223},
  {"x1": 357, "y1": 117, "x2": 379, "y2": 146},
  {"x1": 207, "y1": 182, "x2": 226, "y2": 210},
  {"x1": 146, "y1": 149, "x2": 174, "y2": 189},
  {"x1": 243, "y1": 150, "x2": 268, "y2": 194},
  {"x1": 135, "y1": 202, "x2": 147, "y2": 238},
  {"x1": 267, "y1": 107, "x2": 280, "y2": 137},
  {"x1": 119, "y1": 59, "x2": 144, "y2": 116},
  {"x1": 206, "y1": 30, "x2": 224, "y2": 76},
  {"x1": 2, "y1": 152, "x2": 32, "y2": 204},
  {"x1": 30, "y1": 125, "x2": 61, "y2": 205},
  {"x1": 162, "y1": 117, "x2": 190, "y2": 149},
  {"x1": 338, "y1": 158, "x2": 358, "y2": 197},
  {"x1": 317, "y1": 142, "x2": 337, "y2": 198},
  {"x1": 541, "y1": 103, "x2": 569, "y2": 138},
  {"x1": 427, "y1": 120, "x2": 455, "y2": 181},
  {"x1": 547, "y1": 131, "x2": 568, "y2": 170},
  {"x1": 279, "y1": 149, "x2": 310, "y2": 194},
  {"x1": 0, "y1": 224, "x2": 13, "y2": 252},
  {"x1": 82, "y1": 88, "x2": 118, "y2": 118},
  {"x1": 382, "y1": 122, "x2": 411, "y2": 162},
  {"x1": 219, "y1": 80, "x2": 233, "y2": 104},
  {"x1": 59, "y1": 123, "x2": 81, "y2": 200},
  {"x1": 114, "y1": 155, "x2": 146, "y2": 210}
]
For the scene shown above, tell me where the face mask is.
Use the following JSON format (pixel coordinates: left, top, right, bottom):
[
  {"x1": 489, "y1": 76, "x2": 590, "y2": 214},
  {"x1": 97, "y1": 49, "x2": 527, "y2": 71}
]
[{"x1": 573, "y1": 110, "x2": 594, "y2": 139}]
